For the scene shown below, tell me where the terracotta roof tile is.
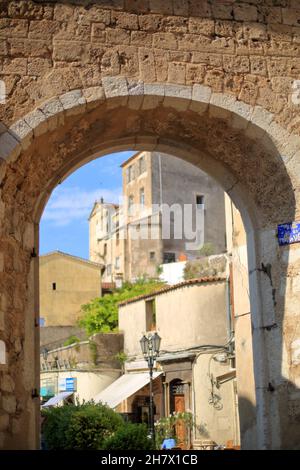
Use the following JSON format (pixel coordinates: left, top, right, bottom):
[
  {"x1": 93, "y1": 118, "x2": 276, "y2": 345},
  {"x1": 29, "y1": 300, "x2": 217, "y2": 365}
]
[{"x1": 118, "y1": 276, "x2": 226, "y2": 307}]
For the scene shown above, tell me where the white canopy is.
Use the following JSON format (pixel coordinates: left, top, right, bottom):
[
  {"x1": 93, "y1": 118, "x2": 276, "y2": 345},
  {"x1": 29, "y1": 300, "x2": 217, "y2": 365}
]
[
  {"x1": 94, "y1": 372, "x2": 162, "y2": 409},
  {"x1": 42, "y1": 391, "x2": 73, "y2": 408}
]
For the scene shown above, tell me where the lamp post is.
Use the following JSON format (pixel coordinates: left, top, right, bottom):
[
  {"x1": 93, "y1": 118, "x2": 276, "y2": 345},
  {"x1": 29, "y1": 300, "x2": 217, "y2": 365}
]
[{"x1": 140, "y1": 332, "x2": 161, "y2": 444}]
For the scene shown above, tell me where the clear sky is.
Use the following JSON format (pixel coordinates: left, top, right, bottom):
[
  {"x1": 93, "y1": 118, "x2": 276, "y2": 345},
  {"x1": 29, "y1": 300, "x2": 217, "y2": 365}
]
[{"x1": 40, "y1": 150, "x2": 135, "y2": 259}]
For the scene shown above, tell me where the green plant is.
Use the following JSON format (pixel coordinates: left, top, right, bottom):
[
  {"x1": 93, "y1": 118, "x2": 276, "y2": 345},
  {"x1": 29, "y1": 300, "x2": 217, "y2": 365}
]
[
  {"x1": 103, "y1": 423, "x2": 154, "y2": 450},
  {"x1": 63, "y1": 335, "x2": 81, "y2": 347},
  {"x1": 199, "y1": 242, "x2": 215, "y2": 257},
  {"x1": 78, "y1": 279, "x2": 165, "y2": 335},
  {"x1": 156, "y1": 265, "x2": 163, "y2": 276},
  {"x1": 42, "y1": 402, "x2": 124, "y2": 450},
  {"x1": 114, "y1": 351, "x2": 128, "y2": 365},
  {"x1": 155, "y1": 412, "x2": 194, "y2": 449},
  {"x1": 89, "y1": 340, "x2": 98, "y2": 365}
]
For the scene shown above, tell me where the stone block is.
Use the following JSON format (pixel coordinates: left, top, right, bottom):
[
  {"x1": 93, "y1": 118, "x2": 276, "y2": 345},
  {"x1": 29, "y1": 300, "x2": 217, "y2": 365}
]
[
  {"x1": 83, "y1": 86, "x2": 105, "y2": 110},
  {"x1": 143, "y1": 83, "x2": 165, "y2": 109},
  {"x1": 138, "y1": 48, "x2": 156, "y2": 82},
  {"x1": 186, "y1": 64, "x2": 206, "y2": 85},
  {"x1": 2, "y1": 395, "x2": 16, "y2": 414},
  {"x1": 102, "y1": 76, "x2": 128, "y2": 98},
  {"x1": 24, "y1": 109, "x2": 48, "y2": 138},
  {"x1": 53, "y1": 42, "x2": 85, "y2": 62},
  {"x1": 0, "y1": 414, "x2": 9, "y2": 432},
  {"x1": 231, "y1": 100, "x2": 253, "y2": 130},
  {"x1": 153, "y1": 32, "x2": 177, "y2": 50},
  {"x1": 106, "y1": 28, "x2": 131, "y2": 45},
  {"x1": 111, "y1": 11, "x2": 139, "y2": 30},
  {"x1": 0, "y1": 132, "x2": 21, "y2": 163},
  {"x1": 91, "y1": 23, "x2": 106, "y2": 42},
  {"x1": 127, "y1": 80, "x2": 144, "y2": 109},
  {"x1": 149, "y1": 0, "x2": 172, "y2": 14},
  {"x1": 9, "y1": 38, "x2": 52, "y2": 58},
  {"x1": 211, "y1": 3, "x2": 233, "y2": 20},
  {"x1": 59, "y1": 90, "x2": 86, "y2": 116},
  {"x1": 250, "y1": 57, "x2": 267, "y2": 76},
  {"x1": 130, "y1": 30, "x2": 153, "y2": 47},
  {"x1": 0, "y1": 19, "x2": 28, "y2": 37},
  {"x1": 2, "y1": 58, "x2": 27, "y2": 75},
  {"x1": 188, "y1": 18, "x2": 214, "y2": 36},
  {"x1": 27, "y1": 58, "x2": 52, "y2": 76},
  {"x1": 250, "y1": 106, "x2": 274, "y2": 132},
  {"x1": 233, "y1": 4, "x2": 258, "y2": 22},
  {"x1": 189, "y1": 84, "x2": 211, "y2": 113},
  {"x1": 9, "y1": 120, "x2": 33, "y2": 151},
  {"x1": 167, "y1": 63, "x2": 186, "y2": 85},
  {"x1": 38, "y1": 98, "x2": 64, "y2": 132},
  {"x1": 282, "y1": 8, "x2": 300, "y2": 27},
  {"x1": 1, "y1": 375, "x2": 14, "y2": 393},
  {"x1": 28, "y1": 19, "x2": 60, "y2": 39}
]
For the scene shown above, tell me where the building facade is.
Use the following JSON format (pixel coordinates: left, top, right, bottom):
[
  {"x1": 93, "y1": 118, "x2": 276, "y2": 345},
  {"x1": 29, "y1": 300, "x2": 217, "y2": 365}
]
[
  {"x1": 89, "y1": 151, "x2": 226, "y2": 283},
  {"x1": 40, "y1": 333, "x2": 123, "y2": 406},
  {"x1": 96, "y1": 278, "x2": 239, "y2": 449},
  {"x1": 39, "y1": 251, "x2": 102, "y2": 326}
]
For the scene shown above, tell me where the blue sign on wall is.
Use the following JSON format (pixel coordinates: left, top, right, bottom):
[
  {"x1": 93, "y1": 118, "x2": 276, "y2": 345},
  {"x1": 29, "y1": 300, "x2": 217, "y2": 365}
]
[
  {"x1": 278, "y1": 222, "x2": 300, "y2": 246},
  {"x1": 58, "y1": 377, "x2": 77, "y2": 392}
]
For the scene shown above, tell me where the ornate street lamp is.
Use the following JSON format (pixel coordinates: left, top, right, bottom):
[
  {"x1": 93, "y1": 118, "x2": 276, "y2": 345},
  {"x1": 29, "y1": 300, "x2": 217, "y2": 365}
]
[{"x1": 140, "y1": 332, "x2": 161, "y2": 444}]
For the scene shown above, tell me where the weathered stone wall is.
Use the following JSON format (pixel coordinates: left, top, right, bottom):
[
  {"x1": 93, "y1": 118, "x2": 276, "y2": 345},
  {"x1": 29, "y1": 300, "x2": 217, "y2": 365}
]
[
  {"x1": 0, "y1": 0, "x2": 300, "y2": 132},
  {"x1": 0, "y1": 0, "x2": 300, "y2": 450},
  {"x1": 40, "y1": 325, "x2": 87, "y2": 348}
]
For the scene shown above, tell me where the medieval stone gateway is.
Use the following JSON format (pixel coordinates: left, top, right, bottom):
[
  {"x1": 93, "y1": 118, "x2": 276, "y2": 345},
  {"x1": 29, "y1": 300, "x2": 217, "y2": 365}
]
[{"x1": 0, "y1": 0, "x2": 300, "y2": 449}]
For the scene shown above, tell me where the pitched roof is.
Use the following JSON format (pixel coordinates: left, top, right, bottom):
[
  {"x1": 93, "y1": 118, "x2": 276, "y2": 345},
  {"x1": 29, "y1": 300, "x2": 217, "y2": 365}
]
[
  {"x1": 40, "y1": 250, "x2": 103, "y2": 268},
  {"x1": 120, "y1": 151, "x2": 144, "y2": 168},
  {"x1": 118, "y1": 276, "x2": 226, "y2": 307}
]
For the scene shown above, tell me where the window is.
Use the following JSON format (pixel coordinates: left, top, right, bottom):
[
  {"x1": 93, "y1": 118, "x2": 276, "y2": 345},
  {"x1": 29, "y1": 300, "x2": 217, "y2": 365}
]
[
  {"x1": 126, "y1": 164, "x2": 135, "y2": 183},
  {"x1": 149, "y1": 251, "x2": 156, "y2": 261},
  {"x1": 146, "y1": 299, "x2": 156, "y2": 331},
  {"x1": 128, "y1": 195, "x2": 134, "y2": 215},
  {"x1": 140, "y1": 187, "x2": 145, "y2": 207},
  {"x1": 39, "y1": 318, "x2": 45, "y2": 327},
  {"x1": 107, "y1": 264, "x2": 112, "y2": 275},
  {"x1": 139, "y1": 156, "x2": 146, "y2": 175},
  {"x1": 163, "y1": 252, "x2": 176, "y2": 263},
  {"x1": 52, "y1": 282, "x2": 56, "y2": 291},
  {"x1": 103, "y1": 243, "x2": 107, "y2": 256},
  {"x1": 115, "y1": 257, "x2": 120, "y2": 269},
  {"x1": 196, "y1": 194, "x2": 205, "y2": 208}
]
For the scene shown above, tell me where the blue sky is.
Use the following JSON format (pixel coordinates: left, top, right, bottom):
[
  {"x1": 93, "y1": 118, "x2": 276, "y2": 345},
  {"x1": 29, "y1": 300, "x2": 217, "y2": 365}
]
[{"x1": 40, "y1": 151, "x2": 135, "y2": 259}]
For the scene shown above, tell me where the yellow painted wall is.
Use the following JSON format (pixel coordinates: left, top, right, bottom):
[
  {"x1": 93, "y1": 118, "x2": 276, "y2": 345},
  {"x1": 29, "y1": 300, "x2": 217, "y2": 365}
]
[{"x1": 40, "y1": 252, "x2": 101, "y2": 326}]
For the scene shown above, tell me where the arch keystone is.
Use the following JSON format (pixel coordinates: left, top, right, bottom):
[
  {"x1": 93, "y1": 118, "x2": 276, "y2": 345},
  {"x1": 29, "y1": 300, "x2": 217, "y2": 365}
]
[
  {"x1": 190, "y1": 84, "x2": 211, "y2": 113},
  {"x1": 82, "y1": 86, "x2": 105, "y2": 110},
  {"x1": 163, "y1": 84, "x2": 192, "y2": 111}
]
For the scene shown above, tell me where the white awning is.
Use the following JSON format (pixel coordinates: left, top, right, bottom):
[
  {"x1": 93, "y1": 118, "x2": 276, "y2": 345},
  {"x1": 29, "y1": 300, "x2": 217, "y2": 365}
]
[
  {"x1": 94, "y1": 372, "x2": 162, "y2": 409},
  {"x1": 42, "y1": 391, "x2": 73, "y2": 408}
]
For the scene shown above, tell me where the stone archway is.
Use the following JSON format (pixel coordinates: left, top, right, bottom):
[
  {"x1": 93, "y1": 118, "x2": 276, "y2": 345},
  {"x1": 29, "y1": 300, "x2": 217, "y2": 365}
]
[
  {"x1": 1, "y1": 0, "x2": 300, "y2": 450},
  {"x1": 0, "y1": 81, "x2": 299, "y2": 449}
]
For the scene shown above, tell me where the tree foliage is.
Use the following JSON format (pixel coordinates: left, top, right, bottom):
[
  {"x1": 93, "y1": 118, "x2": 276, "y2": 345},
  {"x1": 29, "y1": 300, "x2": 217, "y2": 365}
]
[
  {"x1": 78, "y1": 279, "x2": 165, "y2": 335},
  {"x1": 42, "y1": 402, "x2": 124, "y2": 450},
  {"x1": 103, "y1": 423, "x2": 154, "y2": 450}
]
